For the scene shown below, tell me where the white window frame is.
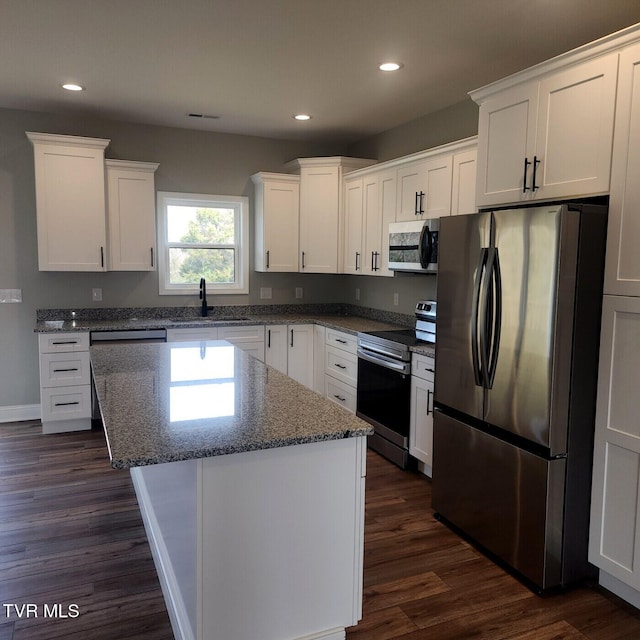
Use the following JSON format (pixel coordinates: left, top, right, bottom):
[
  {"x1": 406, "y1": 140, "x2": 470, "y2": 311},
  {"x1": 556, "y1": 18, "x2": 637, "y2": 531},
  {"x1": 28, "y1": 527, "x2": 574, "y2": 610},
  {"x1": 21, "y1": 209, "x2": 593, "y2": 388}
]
[{"x1": 157, "y1": 191, "x2": 249, "y2": 295}]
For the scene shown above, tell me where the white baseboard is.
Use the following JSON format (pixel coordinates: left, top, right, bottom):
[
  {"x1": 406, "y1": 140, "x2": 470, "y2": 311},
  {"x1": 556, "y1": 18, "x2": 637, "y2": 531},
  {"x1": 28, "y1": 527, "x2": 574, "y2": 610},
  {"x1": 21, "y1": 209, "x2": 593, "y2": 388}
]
[
  {"x1": 0, "y1": 404, "x2": 40, "y2": 423},
  {"x1": 297, "y1": 628, "x2": 346, "y2": 640},
  {"x1": 599, "y1": 570, "x2": 640, "y2": 609}
]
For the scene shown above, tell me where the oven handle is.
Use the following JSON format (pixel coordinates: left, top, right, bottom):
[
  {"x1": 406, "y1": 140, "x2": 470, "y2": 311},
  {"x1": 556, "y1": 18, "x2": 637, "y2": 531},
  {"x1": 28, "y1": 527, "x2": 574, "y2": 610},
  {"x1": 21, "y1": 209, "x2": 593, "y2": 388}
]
[{"x1": 357, "y1": 348, "x2": 411, "y2": 375}]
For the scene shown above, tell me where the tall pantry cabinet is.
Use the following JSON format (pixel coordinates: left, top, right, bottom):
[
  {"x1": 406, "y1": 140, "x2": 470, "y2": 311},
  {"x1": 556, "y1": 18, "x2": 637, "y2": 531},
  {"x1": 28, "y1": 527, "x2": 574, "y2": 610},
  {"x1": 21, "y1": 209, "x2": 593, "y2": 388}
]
[{"x1": 589, "y1": 41, "x2": 640, "y2": 603}]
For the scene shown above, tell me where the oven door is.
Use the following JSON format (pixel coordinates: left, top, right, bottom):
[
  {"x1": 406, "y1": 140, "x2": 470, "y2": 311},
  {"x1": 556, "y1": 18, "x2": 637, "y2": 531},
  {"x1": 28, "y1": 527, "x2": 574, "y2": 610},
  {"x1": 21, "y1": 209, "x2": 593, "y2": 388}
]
[{"x1": 356, "y1": 356, "x2": 411, "y2": 467}]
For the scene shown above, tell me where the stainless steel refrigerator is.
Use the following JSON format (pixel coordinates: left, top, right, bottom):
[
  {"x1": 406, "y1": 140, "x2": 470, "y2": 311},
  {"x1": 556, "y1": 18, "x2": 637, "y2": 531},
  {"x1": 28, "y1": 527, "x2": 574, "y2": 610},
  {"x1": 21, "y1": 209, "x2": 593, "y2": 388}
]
[{"x1": 432, "y1": 201, "x2": 607, "y2": 591}]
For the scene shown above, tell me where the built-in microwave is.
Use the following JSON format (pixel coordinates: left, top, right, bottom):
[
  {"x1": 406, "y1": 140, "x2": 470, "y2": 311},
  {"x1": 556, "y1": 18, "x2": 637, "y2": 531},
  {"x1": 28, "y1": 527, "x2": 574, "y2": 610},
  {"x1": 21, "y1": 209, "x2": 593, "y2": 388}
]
[{"x1": 388, "y1": 219, "x2": 439, "y2": 273}]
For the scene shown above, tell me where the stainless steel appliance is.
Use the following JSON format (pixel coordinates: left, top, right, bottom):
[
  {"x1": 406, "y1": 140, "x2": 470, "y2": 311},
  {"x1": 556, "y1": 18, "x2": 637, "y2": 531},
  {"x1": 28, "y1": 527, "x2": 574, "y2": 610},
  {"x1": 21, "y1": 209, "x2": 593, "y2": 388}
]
[
  {"x1": 432, "y1": 201, "x2": 607, "y2": 591},
  {"x1": 388, "y1": 219, "x2": 439, "y2": 272},
  {"x1": 357, "y1": 301, "x2": 436, "y2": 468}
]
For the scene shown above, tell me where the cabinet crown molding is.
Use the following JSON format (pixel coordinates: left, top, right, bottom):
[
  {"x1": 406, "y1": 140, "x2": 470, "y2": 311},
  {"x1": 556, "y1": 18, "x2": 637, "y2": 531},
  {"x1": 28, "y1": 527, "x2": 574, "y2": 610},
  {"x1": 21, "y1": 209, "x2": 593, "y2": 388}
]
[
  {"x1": 26, "y1": 131, "x2": 110, "y2": 150},
  {"x1": 284, "y1": 156, "x2": 376, "y2": 173},
  {"x1": 105, "y1": 159, "x2": 159, "y2": 173},
  {"x1": 469, "y1": 22, "x2": 640, "y2": 104},
  {"x1": 251, "y1": 171, "x2": 300, "y2": 184}
]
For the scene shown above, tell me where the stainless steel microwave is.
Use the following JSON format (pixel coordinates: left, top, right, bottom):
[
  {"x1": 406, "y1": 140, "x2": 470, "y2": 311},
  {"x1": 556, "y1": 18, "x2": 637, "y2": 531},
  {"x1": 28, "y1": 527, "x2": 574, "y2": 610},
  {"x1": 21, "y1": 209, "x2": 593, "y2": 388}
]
[{"x1": 388, "y1": 219, "x2": 439, "y2": 273}]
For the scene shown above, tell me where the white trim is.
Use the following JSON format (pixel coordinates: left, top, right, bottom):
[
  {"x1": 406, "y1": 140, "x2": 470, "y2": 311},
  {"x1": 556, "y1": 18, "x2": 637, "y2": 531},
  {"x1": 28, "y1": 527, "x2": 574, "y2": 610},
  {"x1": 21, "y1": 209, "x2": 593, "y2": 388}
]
[
  {"x1": 104, "y1": 159, "x2": 159, "y2": 173},
  {"x1": 0, "y1": 404, "x2": 41, "y2": 423},
  {"x1": 25, "y1": 131, "x2": 110, "y2": 149},
  {"x1": 156, "y1": 191, "x2": 249, "y2": 296},
  {"x1": 295, "y1": 628, "x2": 346, "y2": 640},
  {"x1": 599, "y1": 569, "x2": 640, "y2": 610},
  {"x1": 130, "y1": 467, "x2": 195, "y2": 640}
]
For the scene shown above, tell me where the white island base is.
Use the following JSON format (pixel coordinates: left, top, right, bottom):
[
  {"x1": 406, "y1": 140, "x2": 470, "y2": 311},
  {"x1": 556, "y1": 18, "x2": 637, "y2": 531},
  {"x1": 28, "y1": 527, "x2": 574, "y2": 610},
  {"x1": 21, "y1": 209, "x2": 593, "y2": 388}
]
[{"x1": 131, "y1": 436, "x2": 367, "y2": 640}]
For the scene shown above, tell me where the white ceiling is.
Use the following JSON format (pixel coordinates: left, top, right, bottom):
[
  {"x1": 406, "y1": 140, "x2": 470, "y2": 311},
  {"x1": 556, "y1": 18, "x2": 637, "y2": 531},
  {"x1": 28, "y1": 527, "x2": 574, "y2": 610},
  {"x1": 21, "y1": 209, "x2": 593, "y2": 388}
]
[{"x1": 2, "y1": 0, "x2": 640, "y2": 143}]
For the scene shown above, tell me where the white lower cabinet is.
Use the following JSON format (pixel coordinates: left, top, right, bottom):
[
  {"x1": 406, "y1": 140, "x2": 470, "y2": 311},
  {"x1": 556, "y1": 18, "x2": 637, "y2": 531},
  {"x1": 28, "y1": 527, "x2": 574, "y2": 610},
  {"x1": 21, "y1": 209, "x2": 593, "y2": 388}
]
[
  {"x1": 38, "y1": 332, "x2": 92, "y2": 434},
  {"x1": 410, "y1": 352, "x2": 435, "y2": 476},
  {"x1": 590, "y1": 295, "x2": 640, "y2": 592},
  {"x1": 265, "y1": 324, "x2": 315, "y2": 389},
  {"x1": 324, "y1": 329, "x2": 358, "y2": 413}
]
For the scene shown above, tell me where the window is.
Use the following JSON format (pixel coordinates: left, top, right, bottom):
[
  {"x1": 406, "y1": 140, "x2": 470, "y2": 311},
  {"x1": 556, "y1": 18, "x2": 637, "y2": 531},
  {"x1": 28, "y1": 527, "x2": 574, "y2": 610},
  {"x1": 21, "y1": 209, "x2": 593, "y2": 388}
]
[{"x1": 157, "y1": 191, "x2": 249, "y2": 295}]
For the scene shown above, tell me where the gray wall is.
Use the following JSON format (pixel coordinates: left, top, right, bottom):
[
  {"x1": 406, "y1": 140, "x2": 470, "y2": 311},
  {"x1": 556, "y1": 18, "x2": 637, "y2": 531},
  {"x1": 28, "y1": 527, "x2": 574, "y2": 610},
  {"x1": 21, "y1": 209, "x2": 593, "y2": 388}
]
[
  {"x1": 0, "y1": 107, "x2": 345, "y2": 409},
  {"x1": 347, "y1": 98, "x2": 479, "y2": 162},
  {"x1": 1, "y1": 96, "x2": 477, "y2": 412}
]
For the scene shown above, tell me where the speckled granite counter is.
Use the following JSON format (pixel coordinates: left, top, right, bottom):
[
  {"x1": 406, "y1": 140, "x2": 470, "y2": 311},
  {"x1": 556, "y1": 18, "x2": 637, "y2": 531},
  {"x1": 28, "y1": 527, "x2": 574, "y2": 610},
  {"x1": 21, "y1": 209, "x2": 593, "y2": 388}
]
[{"x1": 91, "y1": 340, "x2": 373, "y2": 469}]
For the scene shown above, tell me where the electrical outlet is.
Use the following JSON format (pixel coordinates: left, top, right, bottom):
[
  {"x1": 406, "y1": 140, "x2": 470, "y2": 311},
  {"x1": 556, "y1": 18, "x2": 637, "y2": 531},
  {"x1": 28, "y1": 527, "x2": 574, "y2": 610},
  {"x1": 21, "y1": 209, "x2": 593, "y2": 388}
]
[
  {"x1": 260, "y1": 287, "x2": 272, "y2": 300},
  {"x1": 295, "y1": 287, "x2": 303, "y2": 299},
  {"x1": 393, "y1": 292, "x2": 399, "y2": 306},
  {"x1": 92, "y1": 288, "x2": 103, "y2": 302},
  {"x1": 355, "y1": 288, "x2": 360, "y2": 301},
  {"x1": 0, "y1": 289, "x2": 22, "y2": 303}
]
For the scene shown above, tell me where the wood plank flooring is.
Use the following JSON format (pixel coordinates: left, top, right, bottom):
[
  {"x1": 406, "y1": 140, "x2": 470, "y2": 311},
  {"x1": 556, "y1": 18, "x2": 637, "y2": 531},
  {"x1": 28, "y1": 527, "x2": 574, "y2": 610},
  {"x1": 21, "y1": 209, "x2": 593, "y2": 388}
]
[{"x1": 1, "y1": 421, "x2": 640, "y2": 639}]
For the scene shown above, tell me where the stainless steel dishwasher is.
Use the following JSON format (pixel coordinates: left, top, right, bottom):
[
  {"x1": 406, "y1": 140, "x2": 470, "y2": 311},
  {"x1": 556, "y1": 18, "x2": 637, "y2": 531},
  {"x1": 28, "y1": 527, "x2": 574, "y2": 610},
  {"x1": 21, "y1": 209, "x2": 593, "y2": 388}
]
[{"x1": 89, "y1": 328, "x2": 168, "y2": 420}]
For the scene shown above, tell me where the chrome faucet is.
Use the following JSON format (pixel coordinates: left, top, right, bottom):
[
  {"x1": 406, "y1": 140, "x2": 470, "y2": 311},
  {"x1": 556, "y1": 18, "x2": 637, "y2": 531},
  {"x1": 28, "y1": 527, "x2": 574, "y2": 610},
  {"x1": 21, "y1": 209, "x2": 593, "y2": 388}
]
[{"x1": 199, "y1": 278, "x2": 212, "y2": 317}]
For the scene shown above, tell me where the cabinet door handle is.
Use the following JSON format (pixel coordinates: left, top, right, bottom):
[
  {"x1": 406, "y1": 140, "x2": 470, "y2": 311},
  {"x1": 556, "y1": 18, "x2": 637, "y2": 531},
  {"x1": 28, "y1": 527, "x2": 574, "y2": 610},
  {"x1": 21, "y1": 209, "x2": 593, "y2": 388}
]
[
  {"x1": 301, "y1": 251, "x2": 305, "y2": 269},
  {"x1": 532, "y1": 155, "x2": 540, "y2": 191},
  {"x1": 150, "y1": 247, "x2": 154, "y2": 267},
  {"x1": 426, "y1": 389, "x2": 432, "y2": 416},
  {"x1": 373, "y1": 251, "x2": 379, "y2": 271},
  {"x1": 54, "y1": 401, "x2": 80, "y2": 407},
  {"x1": 355, "y1": 252, "x2": 360, "y2": 271},
  {"x1": 334, "y1": 363, "x2": 346, "y2": 369},
  {"x1": 290, "y1": 329, "x2": 294, "y2": 347},
  {"x1": 414, "y1": 191, "x2": 419, "y2": 215},
  {"x1": 52, "y1": 341, "x2": 78, "y2": 345},
  {"x1": 335, "y1": 338, "x2": 347, "y2": 344},
  {"x1": 333, "y1": 394, "x2": 346, "y2": 402},
  {"x1": 523, "y1": 157, "x2": 531, "y2": 192},
  {"x1": 266, "y1": 250, "x2": 270, "y2": 269},
  {"x1": 100, "y1": 246, "x2": 105, "y2": 268},
  {"x1": 418, "y1": 191, "x2": 425, "y2": 215},
  {"x1": 53, "y1": 367, "x2": 79, "y2": 372}
]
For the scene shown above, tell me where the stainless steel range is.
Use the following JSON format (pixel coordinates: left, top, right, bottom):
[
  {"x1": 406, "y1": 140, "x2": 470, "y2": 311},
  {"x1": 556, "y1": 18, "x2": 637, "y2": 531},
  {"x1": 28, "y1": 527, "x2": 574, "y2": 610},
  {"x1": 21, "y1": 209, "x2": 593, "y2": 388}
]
[{"x1": 356, "y1": 301, "x2": 436, "y2": 468}]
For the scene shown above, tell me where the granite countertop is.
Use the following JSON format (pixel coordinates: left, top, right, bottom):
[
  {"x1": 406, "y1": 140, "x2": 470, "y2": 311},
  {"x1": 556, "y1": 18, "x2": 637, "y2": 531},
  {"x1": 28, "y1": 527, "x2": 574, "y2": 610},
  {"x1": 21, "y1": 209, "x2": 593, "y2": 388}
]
[
  {"x1": 91, "y1": 340, "x2": 373, "y2": 469},
  {"x1": 35, "y1": 312, "x2": 409, "y2": 337}
]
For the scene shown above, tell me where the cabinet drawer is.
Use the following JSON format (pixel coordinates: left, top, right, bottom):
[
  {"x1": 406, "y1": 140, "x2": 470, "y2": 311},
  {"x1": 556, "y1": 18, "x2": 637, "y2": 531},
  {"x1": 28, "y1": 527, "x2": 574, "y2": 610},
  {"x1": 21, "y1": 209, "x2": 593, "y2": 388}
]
[
  {"x1": 218, "y1": 325, "x2": 264, "y2": 342},
  {"x1": 325, "y1": 375, "x2": 357, "y2": 413},
  {"x1": 325, "y1": 328, "x2": 357, "y2": 354},
  {"x1": 166, "y1": 328, "x2": 219, "y2": 342},
  {"x1": 38, "y1": 332, "x2": 89, "y2": 353},
  {"x1": 412, "y1": 352, "x2": 435, "y2": 382},
  {"x1": 41, "y1": 385, "x2": 91, "y2": 422},
  {"x1": 325, "y1": 345, "x2": 358, "y2": 386},
  {"x1": 40, "y1": 351, "x2": 90, "y2": 388}
]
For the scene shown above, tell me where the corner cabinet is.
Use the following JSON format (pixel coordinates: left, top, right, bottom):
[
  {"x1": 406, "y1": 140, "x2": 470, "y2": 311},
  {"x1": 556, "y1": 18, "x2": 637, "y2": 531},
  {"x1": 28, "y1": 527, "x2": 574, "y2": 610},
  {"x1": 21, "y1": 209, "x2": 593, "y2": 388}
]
[
  {"x1": 106, "y1": 160, "x2": 159, "y2": 271},
  {"x1": 251, "y1": 172, "x2": 300, "y2": 272},
  {"x1": 286, "y1": 157, "x2": 376, "y2": 273},
  {"x1": 27, "y1": 132, "x2": 110, "y2": 271},
  {"x1": 472, "y1": 52, "x2": 618, "y2": 208}
]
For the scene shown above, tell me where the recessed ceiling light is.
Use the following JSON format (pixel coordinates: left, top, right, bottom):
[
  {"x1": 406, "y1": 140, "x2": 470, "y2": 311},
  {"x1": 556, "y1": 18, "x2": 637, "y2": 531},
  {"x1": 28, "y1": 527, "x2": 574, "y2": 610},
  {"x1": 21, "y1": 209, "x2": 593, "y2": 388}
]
[
  {"x1": 62, "y1": 83, "x2": 84, "y2": 91},
  {"x1": 294, "y1": 114, "x2": 312, "y2": 121},
  {"x1": 379, "y1": 62, "x2": 403, "y2": 72}
]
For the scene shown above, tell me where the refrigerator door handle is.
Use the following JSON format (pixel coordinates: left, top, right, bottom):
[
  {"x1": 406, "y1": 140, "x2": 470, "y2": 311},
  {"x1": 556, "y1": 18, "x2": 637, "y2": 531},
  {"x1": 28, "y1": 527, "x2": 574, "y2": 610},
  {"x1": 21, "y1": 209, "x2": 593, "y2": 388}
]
[
  {"x1": 471, "y1": 247, "x2": 489, "y2": 386},
  {"x1": 480, "y1": 247, "x2": 499, "y2": 389},
  {"x1": 486, "y1": 248, "x2": 502, "y2": 388},
  {"x1": 419, "y1": 224, "x2": 433, "y2": 269}
]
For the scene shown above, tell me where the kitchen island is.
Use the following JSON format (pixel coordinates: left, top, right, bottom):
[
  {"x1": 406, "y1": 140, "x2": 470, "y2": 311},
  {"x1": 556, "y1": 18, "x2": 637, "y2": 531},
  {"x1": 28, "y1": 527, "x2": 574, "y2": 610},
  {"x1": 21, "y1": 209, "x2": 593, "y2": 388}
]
[{"x1": 91, "y1": 339, "x2": 372, "y2": 640}]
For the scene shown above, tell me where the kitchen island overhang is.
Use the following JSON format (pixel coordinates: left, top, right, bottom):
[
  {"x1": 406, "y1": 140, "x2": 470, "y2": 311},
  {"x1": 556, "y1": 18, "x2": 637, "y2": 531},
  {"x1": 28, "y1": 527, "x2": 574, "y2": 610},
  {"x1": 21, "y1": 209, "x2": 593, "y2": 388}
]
[{"x1": 91, "y1": 340, "x2": 372, "y2": 640}]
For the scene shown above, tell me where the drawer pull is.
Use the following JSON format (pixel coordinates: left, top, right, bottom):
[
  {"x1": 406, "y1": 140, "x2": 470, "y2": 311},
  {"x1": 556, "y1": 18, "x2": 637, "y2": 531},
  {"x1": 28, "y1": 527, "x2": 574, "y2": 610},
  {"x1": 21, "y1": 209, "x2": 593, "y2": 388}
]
[
  {"x1": 333, "y1": 394, "x2": 346, "y2": 402},
  {"x1": 54, "y1": 401, "x2": 80, "y2": 407},
  {"x1": 52, "y1": 340, "x2": 79, "y2": 345},
  {"x1": 334, "y1": 363, "x2": 347, "y2": 369},
  {"x1": 335, "y1": 338, "x2": 347, "y2": 344},
  {"x1": 53, "y1": 367, "x2": 79, "y2": 372}
]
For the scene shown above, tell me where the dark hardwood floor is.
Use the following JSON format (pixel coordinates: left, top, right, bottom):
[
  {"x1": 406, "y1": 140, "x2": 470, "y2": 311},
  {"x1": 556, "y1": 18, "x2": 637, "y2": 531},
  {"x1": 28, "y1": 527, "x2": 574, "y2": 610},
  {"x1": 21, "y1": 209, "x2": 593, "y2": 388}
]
[{"x1": 1, "y1": 421, "x2": 640, "y2": 639}]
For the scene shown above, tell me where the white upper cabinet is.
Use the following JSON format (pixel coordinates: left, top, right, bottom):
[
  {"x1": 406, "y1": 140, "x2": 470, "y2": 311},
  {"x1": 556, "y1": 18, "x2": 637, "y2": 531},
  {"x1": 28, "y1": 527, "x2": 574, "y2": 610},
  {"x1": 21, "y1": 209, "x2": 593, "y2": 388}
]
[
  {"x1": 287, "y1": 157, "x2": 375, "y2": 274},
  {"x1": 252, "y1": 172, "x2": 300, "y2": 273},
  {"x1": 451, "y1": 149, "x2": 478, "y2": 215},
  {"x1": 343, "y1": 177, "x2": 364, "y2": 274},
  {"x1": 605, "y1": 42, "x2": 640, "y2": 297},
  {"x1": 473, "y1": 52, "x2": 619, "y2": 207},
  {"x1": 27, "y1": 132, "x2": 110, "y2": 271},
  {"x1": 106, "y1": 160, "x2": 159, "y2": 271},
  {"x1": 396, "y1": 153, "x2": 453, "y2": 221}
]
